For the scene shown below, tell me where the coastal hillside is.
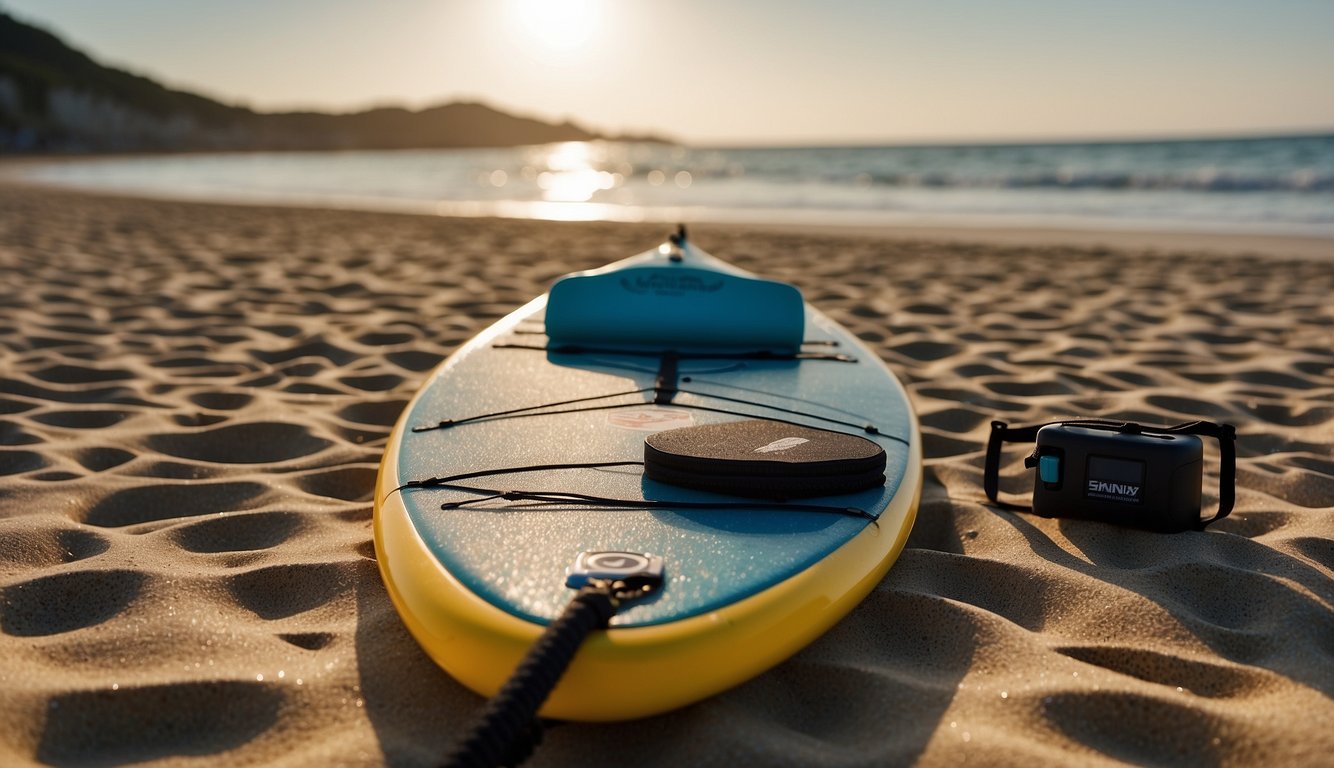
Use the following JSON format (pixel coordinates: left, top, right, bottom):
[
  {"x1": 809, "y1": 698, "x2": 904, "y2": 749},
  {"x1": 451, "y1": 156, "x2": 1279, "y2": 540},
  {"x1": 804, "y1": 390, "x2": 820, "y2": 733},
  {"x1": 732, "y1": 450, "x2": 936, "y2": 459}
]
[{"x1": 0, "y1": 11, "x2": 627, "y2": 152}]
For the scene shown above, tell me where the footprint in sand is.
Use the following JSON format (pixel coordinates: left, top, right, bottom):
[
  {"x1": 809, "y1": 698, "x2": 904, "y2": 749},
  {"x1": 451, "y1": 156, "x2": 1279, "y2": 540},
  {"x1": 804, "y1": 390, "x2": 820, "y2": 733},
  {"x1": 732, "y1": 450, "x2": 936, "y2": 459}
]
[
  {"x1": 293, "y1": 466, "x2": 377, "y2": 502},
  {"x1": 168, "y1": 510, "x2": 309, "y2": 553},
  {"x1": 145, "y1": 422, "x2": 331, "y2": 464},
  {"x1": 226, "y1": 560, "x2": 371, "y2": 620},
  {"x1": 186, "y1": 391, "x2": 254, "y2": 410},
  {"x1": 81, "y1": 481, "x2": 270, "y2": 527},
  {"x1": 36, "y1": 681, "x2": 282, "y2": 765},
  {"x1": 0, "y1": 568, "x2": 145, "y2": 636},
  {"x1": 0, "y1": 449, "x2": 48, "y2": 475},
  {"x1": 30, "y1": 364, "x2": 133, "y2": 384},
  {"x1": 30, "y1": 410, "x2": 133, "y2": 429},
  {"x1": 336, "y1": 399, "x2": 408, "y2": 427}
]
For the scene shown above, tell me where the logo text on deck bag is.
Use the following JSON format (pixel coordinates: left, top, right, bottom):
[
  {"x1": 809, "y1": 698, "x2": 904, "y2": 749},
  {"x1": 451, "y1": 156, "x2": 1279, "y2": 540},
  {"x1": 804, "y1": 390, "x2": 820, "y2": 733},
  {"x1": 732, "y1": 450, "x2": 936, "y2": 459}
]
[
  {"x1": 754, "y1": 437, "x2": 809, "y2": 454},
  {"x1": 620, "y1": 275, "x2": 724, "y2": 296}
]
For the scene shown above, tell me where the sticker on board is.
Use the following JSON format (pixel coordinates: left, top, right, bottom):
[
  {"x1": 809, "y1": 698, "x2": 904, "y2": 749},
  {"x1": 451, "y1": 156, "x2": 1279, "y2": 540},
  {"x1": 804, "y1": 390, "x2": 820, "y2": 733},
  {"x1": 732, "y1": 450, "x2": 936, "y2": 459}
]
[{"x1": 607, "y1": 408, "x2": 694, "y2": 432}]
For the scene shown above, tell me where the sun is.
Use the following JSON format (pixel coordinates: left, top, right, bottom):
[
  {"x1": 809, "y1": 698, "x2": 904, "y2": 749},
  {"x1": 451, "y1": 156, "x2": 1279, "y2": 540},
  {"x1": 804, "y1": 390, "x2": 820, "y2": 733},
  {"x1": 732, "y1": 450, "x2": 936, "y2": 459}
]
[{"x1": 511, "y1": 0, "x2": 600, "y2": 52}]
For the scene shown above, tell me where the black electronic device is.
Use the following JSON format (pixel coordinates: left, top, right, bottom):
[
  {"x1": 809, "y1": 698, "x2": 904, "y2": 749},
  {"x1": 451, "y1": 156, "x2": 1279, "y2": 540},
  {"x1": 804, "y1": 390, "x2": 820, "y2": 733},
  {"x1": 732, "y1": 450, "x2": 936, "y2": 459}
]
[{"x1": 984, "y1": 419, "x2": 1236, "y2": 532}]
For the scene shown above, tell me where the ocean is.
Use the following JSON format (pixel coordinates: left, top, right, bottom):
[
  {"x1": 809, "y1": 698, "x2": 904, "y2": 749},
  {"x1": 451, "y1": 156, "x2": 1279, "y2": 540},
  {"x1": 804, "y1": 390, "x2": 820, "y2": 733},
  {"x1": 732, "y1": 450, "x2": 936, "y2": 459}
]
[{"x1": 15, "y1": 133, "x2": 1334, "y2": 236}]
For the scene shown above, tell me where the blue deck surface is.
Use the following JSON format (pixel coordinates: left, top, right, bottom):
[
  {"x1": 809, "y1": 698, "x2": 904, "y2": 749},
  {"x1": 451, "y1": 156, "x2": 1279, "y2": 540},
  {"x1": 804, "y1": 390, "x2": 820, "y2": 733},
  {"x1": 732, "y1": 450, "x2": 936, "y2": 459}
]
[{"x1": 393, "y1": 251, "x2": 914, "y2": 628}]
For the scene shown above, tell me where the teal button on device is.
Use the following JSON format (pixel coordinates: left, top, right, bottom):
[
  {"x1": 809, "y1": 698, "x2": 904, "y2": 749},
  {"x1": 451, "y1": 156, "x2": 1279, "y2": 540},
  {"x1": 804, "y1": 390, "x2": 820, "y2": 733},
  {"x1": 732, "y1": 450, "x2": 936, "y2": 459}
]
[{"x1": 1039, "y1": 454, "x2": 1061, "y2": 484}]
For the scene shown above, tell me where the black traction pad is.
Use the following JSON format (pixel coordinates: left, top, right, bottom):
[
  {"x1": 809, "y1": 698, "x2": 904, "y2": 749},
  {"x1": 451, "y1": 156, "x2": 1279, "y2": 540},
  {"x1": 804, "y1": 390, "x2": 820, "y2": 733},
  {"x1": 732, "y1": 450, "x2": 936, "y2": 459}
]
[{"x1": 644, "y1": 420, "x2": 886, "y2": 499}]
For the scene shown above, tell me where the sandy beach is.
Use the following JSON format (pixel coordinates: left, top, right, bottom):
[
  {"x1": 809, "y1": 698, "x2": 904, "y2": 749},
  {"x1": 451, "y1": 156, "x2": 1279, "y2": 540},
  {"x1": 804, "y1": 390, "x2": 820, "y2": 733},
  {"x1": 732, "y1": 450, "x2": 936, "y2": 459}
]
[{"x1": 0, "y1": 183, "x2": 1331, "y2": 767}]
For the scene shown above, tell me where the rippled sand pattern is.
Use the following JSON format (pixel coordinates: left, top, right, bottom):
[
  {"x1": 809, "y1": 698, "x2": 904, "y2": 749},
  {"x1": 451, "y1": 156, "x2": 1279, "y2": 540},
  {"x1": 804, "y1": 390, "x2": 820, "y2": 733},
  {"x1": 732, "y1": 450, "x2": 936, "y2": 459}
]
[{"x1": 0, "y1": 187, "x2": 1330, "y2": 766}]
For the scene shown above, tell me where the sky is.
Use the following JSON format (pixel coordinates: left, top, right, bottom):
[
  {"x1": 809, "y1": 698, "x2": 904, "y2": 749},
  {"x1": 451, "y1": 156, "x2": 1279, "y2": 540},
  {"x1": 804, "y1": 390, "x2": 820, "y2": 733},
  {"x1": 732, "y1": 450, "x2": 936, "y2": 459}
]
[{"x1": 5, "y1": 0, "x2": 1334, "y2": 146}]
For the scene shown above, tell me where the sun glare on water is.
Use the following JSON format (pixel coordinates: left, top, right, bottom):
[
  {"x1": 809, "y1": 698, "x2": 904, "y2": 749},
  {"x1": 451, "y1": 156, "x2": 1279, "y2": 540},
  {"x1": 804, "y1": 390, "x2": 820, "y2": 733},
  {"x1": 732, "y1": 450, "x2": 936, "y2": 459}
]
[
  {"x1": 537, "y1": 141, "x2": 618, "y2": 202},
  {"x1": 467, "y1": 141, "x2": 642, "y2": 223},
  {"x1": 511, "y1": 0, "x2": 600, "y2": 52}
]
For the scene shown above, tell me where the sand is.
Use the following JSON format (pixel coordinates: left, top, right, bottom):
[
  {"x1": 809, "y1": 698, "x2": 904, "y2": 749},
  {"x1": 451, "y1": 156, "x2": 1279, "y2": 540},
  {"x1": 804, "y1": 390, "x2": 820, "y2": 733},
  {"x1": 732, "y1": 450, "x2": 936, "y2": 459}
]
[{"x1": 0, "y1": 183, "x2": 1330, "y2": 767}]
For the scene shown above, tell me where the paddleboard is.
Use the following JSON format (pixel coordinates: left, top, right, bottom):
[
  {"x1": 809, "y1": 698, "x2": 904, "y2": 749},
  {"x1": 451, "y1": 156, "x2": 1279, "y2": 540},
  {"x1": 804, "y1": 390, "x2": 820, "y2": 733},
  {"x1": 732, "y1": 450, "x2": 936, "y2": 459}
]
[{"x1": 374, "y1": 231, "x2": 921, "y2": 721}]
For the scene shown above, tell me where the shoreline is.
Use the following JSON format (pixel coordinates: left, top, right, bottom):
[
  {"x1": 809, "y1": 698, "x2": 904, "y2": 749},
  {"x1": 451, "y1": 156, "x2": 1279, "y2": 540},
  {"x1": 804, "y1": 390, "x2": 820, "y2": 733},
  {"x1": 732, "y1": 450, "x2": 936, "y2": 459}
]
[
  {"x1": 4, "y1": 163, "x2": 1331, "y2": 262},
  {"x1": 690, "y1": 219, "x2": 1334, "y2": 261}
]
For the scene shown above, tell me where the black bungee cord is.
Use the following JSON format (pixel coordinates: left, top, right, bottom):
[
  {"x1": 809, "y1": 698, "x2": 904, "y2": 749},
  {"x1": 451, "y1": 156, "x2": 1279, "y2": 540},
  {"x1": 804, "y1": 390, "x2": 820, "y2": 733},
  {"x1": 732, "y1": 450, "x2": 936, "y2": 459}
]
[
  {"x1": 442, "y1": 577, "x2": 655, "y2": 768},
  {"x1": 389, "y1": 463, "x2": 877, "y2": 521},
  {"x1": 411, "y1": 385, "x2": 898, "y2": 441}
]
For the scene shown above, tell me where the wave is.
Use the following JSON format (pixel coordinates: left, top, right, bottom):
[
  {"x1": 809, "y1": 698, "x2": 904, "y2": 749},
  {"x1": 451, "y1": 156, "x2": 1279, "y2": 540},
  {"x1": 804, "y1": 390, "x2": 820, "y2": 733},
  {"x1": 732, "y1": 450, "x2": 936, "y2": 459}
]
[
  {"x1": 853, "y1": 170, "x2": 1334, "y2": 193},
  {"x1": 649, "y1": 165, "x2": 1334, "y2": 193}
]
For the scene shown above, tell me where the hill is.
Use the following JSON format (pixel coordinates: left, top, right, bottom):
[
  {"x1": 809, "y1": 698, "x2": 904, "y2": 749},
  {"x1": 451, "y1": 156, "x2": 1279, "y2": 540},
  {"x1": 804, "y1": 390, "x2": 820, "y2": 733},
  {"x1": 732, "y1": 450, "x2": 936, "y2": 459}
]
[{"x1": 0, "y1": 11, "x2": 655, "y2": 152}]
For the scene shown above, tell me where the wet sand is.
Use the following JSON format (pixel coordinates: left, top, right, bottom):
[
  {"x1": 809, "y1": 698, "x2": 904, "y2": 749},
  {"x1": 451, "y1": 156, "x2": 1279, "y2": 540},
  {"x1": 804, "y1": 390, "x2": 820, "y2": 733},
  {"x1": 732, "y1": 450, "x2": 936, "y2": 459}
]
[{"x1": 0, "y1": 184, "x2": 1330, "y2": 766}]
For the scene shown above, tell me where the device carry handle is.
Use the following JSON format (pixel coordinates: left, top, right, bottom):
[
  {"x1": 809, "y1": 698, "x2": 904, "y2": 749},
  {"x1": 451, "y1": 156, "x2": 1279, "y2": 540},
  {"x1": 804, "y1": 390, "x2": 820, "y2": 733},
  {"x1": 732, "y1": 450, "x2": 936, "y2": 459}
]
[
  {"x1": 983, "y1": 420, "x2": 1039, "y2": 510},
  {"x1": 983, "y1": 419, "x2": 1237, "y2": 530},
  {"x1": 1157, "y1": 420, "x2": 1236, "y2": 528}
]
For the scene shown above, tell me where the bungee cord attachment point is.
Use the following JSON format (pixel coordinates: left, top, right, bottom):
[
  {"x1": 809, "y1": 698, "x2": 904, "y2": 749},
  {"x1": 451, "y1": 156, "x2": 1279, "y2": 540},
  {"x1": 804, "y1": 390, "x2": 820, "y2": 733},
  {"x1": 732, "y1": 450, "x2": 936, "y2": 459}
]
[{"x1": 443, "y1": 551, "x2": 665, "y2": 768}]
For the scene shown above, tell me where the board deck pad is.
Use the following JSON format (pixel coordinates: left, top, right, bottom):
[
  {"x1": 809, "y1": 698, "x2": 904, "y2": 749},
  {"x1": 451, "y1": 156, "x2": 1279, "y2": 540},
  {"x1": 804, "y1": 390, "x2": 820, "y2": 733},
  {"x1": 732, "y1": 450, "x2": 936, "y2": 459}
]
[
  {"x1": 644, "y1": 420, "x2": 887, "y2": 498},
  {"x1": 375, "y1": 237, "x2": 921, "y2": 719}
]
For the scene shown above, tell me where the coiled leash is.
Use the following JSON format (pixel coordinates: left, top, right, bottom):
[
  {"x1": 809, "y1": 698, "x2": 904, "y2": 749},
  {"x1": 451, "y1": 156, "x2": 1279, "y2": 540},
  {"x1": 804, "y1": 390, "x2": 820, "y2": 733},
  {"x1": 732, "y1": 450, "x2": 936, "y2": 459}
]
[{"x1": 443, "y1": 553, "x2": 664, "y2": 768}]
